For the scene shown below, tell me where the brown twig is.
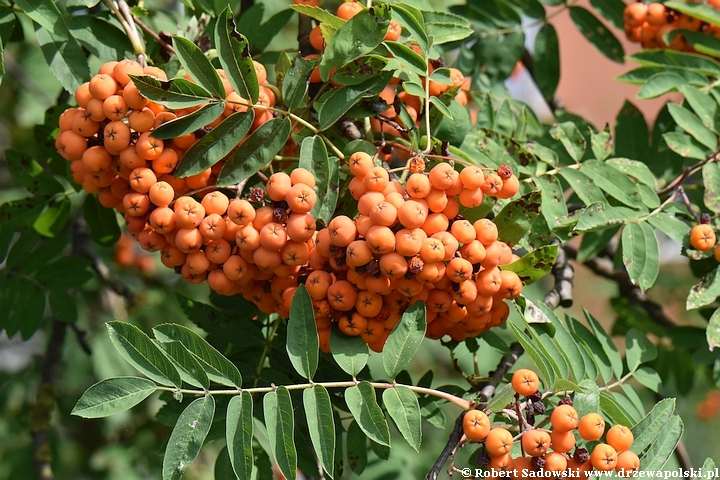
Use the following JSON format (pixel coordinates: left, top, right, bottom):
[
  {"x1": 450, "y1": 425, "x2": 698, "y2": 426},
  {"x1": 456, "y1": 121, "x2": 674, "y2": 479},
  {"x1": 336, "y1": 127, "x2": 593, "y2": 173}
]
[
  {"x1": 657, "y1": 152, "x2": 719, "y2": 196},
  {"x1": 132, "y1": 15, "x2": 174, "y2": 54},
  {"x1": 30, "y1": 321, "x2": 66, "y2": 480},
  {"x1": 425, "y1": 412, "x2": 466, "y2": 480}
]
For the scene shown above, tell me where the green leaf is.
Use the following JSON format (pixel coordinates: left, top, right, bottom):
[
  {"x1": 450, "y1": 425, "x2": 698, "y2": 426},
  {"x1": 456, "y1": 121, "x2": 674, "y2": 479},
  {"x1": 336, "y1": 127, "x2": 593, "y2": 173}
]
[
  {"x1": 33, "y1": 198, "x2": 70, "y2": 238},
  {"x1": 37, "y1": 256, "x2": 94, "y2": 289},
  {"x1": 687, "y1": 266, "x2": 720, "y2": 310},
  {"x1": 319, "y1": 5, "x2": 391, "y2": 81},
  {"x1": 129, "y1": 75, "x2": 214, "y2": 109},
  {"x1": 573, "y1": 379, "x2": 600, "y2": 418},
  {"x1": 345, "y1": 382, "x2": 390, "y2": 447},
  {"x1": 701, "y1": 458, "x2": 718, "y2": 479},
  {"x1": 607, "y1": 158, "x2": 657, "y2": 187},
  {"x1": 316, "y1": 72, "x2": 392, "y2": 130},
  {"x1": 282, "y1": 56, "x2": 316, "y2": 112},
  {"x1": 66, "y1": 16, "x2": 133, "y2": 61},
  {"x1": 317, "y1": 158, "x2": 339, "y2": 225},
  {"x1": 392, "y1": 3, "x2": 428, "y2": 52},
  {"x1": 346, "y1": 420, "x2": 367, "y2": 474},
  {"x1": 493, "y1": 191, "x2": 542, "y2": 246},
  {"x1": 633, "y1": 366, "x2": 662, "y2": 392},
  {"x1": 5, "y1": 150, "x2": 63, "y2": 195},
  {"x1": 636, "y1": 73, "x2": 684, "y2": 99},
  {"x1": 299, "y1": 136, "x2": 330, "y2": 221},
  {"x1": 36, "y1": 28, "x2": 89, "y2": 95},
  {"x1": 486, "y1": 383, "x2": 516, "y2": 413},
  {"x1": 508, "y1": 320, "x2": 554, "y2": 388},
  {"x1": 575, "y1": 203, "x2": 636, "y2": 231},
  {"x1": 631, "y1": 398, "x2": 675, "y2": 453},
  {"x1": 72, "y1": 377, "x2": 156, "y2": 418},
  {"x1": 703, "y1": 162, "x2": 720, "y2": 213},
  {"x1": 49, "y1": 290, "x2": 77, "y2": 323},
  {"x1": 667, "y1": 103, "x2": 718, "y2": 150},
  {"x1": 680, "y1": 84, "x2": 717, "y2": 131},
  {"x1": 382, "y1": 301, "x2": 426, "y2": 379},
  {"x1": 584, "y1": 310, "x2": 623, "y2": 381},
  {"x1": 615, "y1": 100, "x2": 650, "y2": 161},
  {"x1": 176, "y1": 111, "x2": 255, "y2": 178},
  {"x1": 647, "y1": 212, "x2": 689, "y2": 244},
  {"x1": 384, "y1": 41, "x2": 427, "y2": 76},
  {"x1": 153, "y1": 323, "x2": 243, "y2": 388},
  {"x1": 17, "y1": 0, "x2": 66, "y2": 38},
  {"x1": 590, "y1": 125, "x2": 613, "y2": 161},
  {"x1": 664, "y1": 1, "x2": 720, "y2": 27},
  {"x1": 569, "y1": 6, "x2": 624, "y2": 63},
  {"x1": 628, "y1": 49, "x2": 720, "y2": 76},
  {"x1": 151, "y1": 102, "x2": 225, "y2": 140},
  {"x1": 290, "y1": 4, "x2": 344, "y2": 28},
  {"x1": 383, "y1": 386, "x2": 421, "y2": 452},
  {"x1": 708, "y1": 308, "x2": 720, "y2": 351},
  {"x1": 422, "y1": 10, "x2": 473, "y2": 44},
  {"x1": 621, "y1": 222, "x2": 659, "y2": 293},
  {"x1": 215, "y1": 7, "x2": 259, "y2": 104},
  {"x1": 664, "y1": 132, "x2": 708, "y2": 160},
  {"x1": 334, "y1": 55, "x2": 388, "y2": 86},
  {"x1": 214, "y1": 447, "x2": 237, "y2": 480},
  {"x1": 589, "y1": 0, "x2": 625, "y2": 29},
  {"x1": 162, "y1": 395, "x2": 215, "y2": 480},
  {"x1": 535, "y1": 176, "x2": 568, "y2": 228},
  {"x1": 567, "y1": 316, "x2": 614, "y2": 383},
  {"x1": 550, "y1": 122, "x2": 586, "y2": 162},
  {"x1": 429, "y1": 96, "x2": 453, "y2": 119},
  {"x1": 173, "y1": 36, "x2": 225, "y2": 98},
  {"x1": 617, "y1": 66, "x2": 707, "y2": 86},
  {"x1": 330, "y1": 328, "x2": 368, "y2": 377},
  {"x1": 264, "y1": 387, "x2": 297, "y2": 480},
  {"x1": 106, "y1": 321, "x2": 182, "y2": 388},
  {"x1": 640, "y1": 416, "x2": 683, "y2": 471},
  {"x1": 159, "y1": 341, "x2": 211, "y2": 389},
  {"x1": 304, "y1": 385, "x2": 335, "y2": 478},
  {"x1": 218, "y1": 117, "x2": 292, "y2": 186},
  {"x1": 582, "y1": 160, "x2": 643, "y2": 206},
  {"x1": 559, "y1": 168, "x2": 606, "y2": 205},
  {"x1": 534, "y1": 24, "x2": 560, "y2": 100},
  {"x1": 287, "y1": 284, "x2": 319, "y2": 379},
  {"x1": 500, "y1": 245, "x2": 558, "y2": 285},
  {"x1": 599, "y1": 392, "x2": 636, "y2": 427},
  {"x1": 625, "y1": 328, "x2": 658, "y2": 372},
  {"x1": 547, "y1": 309, "x2": 587, "y2": 382},
  {"x1": 226, "y1": 392, "x2": 254, "y2": 480},
  {"x1": 83, "y1": 194, "x2": 120, "y2": 246},
  {"x1": 553, "y1": 379, "x2": 584, "y2": 393}
]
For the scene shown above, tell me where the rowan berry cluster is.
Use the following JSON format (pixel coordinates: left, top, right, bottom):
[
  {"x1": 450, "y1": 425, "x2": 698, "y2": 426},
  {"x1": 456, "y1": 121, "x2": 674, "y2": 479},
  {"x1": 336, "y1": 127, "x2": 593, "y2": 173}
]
[
  {"x1": 114, "y1": 233, "x2": 156, "y2": 275},
  {"x1": 463, "y1": 369, "x2": 639, "y2": 478},
  {"x1": 55, "y1": 57, "x2": 528, "y2": 354},
  {"x1": 623, "y1": 1, "x2": 720, "y2": 52}
]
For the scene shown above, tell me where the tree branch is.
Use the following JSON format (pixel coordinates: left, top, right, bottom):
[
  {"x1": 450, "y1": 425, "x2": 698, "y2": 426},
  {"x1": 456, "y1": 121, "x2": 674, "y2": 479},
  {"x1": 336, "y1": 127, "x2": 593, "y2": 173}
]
[
  {"x1": 425, "y1": 412, "x2": 466, "y2": 480},
  {"x1": 566, "y1": 246, "x2": 675, "y2": 328},
  {"x1": 542, "y1": 240, "x2": 574, "y2": 309},
  {"x1": 30, "y1": 321, "x2": 66, "y2": 480}
]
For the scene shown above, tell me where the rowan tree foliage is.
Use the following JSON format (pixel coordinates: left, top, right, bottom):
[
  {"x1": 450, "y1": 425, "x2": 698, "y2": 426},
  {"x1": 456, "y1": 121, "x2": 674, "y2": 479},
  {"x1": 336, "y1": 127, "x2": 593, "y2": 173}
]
[{"x1": 1, "y1": 0, "x2": 720, "y2": 479}]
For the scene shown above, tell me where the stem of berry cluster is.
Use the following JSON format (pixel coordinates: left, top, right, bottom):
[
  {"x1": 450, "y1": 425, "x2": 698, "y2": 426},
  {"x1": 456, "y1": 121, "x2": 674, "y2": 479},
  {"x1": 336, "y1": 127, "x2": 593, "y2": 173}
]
[
  {"x1": 156, "y1": 380, "x2": 471, "y2": 409},
  {"x1": 103, "y1": 0, "x2": 147, "y2": 66}
]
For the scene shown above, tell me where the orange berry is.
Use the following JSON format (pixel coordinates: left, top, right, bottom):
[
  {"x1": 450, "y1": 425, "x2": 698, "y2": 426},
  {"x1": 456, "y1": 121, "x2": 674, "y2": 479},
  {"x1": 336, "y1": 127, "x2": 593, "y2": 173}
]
[
  {"x1": 201, "y1": 191, "x2": 229, "y2": 216},
  {"x1": 578, "y1": 412, "x2": 605, "y2": 441},
  {"x1": 590, "y1": 443, "x2": 618, "y2": 471},
  {"x1": 615, "y1": 450, "x2": 640, "y2": 477},
  {"x1": 364, "y1": 166, "x2": 389, "y2": 192},
  {"x1": 405, "y1": 173, "x2": 432, "y2": 199},
  {"x1": 113, "y1": 59, "x2": 143, "y2": 87},
  {"x1": 337, "y1": 1, "x2": 363, "y2": 20},
  {"x1": 511, "y1": 368, "x2": 540, "y2": 396},
  {"x1": 428, "y1": 163, "x2": 459, "y2": 190},
  {"x1": 497, "y1": 270, "x2": 523, "y2": 299},
  {"x1": 327, "y1": 280, "x2": 358, "y2": 311},
  {"x1": 545, "y1": 452, "x2": 568, "y2": 471},
  {"x1": 446, "y1": 257, "x2": 473, "y2": 283},
  {"x1": 136, "y1": 131, "x2": 164, "y2": 160},
  {"x1": 227, "y1": 199, "x2": 256, "y2": 226},
  {"x1": 290, "y1": 167, "x2": 316, "y2": 188},
  {"x1": 690, "y1": 224, "x2": 716, "y2": 251},
  {"x1": 349, "y1": 151, "x2": 374, "y2": 177},
  {"x1": 89, "y1": 74, "x2": 118, "y2": 100},
  {"x1": 606, "y1": 425, "x2": 633, "y2": 452},
  {"x1": 328, "y1": 215, "x2": 357, "y2": 246},
  {"x1": 550, "y1": 429, "x2": 576, "y2": 453},
  {"x1": 485, "y1": 427, "x2": 513, "y2": 456},
  {"x1": 462, "y1": 410, "x2": 490, "y2": 441},
  {"x1": 521, "y1": 429, "x2": 551, "y2": 457},
  {"x1": 267, "y1": 172, "x2": 292, "y2": 201},
  {"x1": 550, "y1": 404, "x2": 579, "y2": 432},
  {"x1": 369, "y1": 201, "x2": 398, "y2": 227},
  {"x1": 623, "y1": 3, "x2": 647, "y2": 28},
  {"x1": 129, "y1": 167, "x2": 157, "y2": 193},
  {"x1": 286, "y1": 183, "x2": 317, "y2": 213}
]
